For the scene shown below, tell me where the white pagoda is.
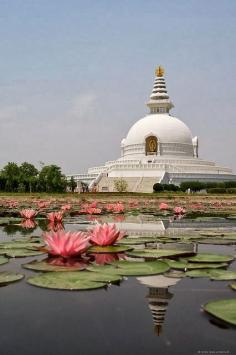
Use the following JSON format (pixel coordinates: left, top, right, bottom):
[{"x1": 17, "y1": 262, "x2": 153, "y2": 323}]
[{"x1": 68, "y1": 66, "x2": 235, "y2": 192}]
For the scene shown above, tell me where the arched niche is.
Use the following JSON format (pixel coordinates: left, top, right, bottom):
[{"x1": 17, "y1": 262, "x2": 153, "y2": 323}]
[{"x1": 145, "y1": 135, "x2": 158, "y2": 155}]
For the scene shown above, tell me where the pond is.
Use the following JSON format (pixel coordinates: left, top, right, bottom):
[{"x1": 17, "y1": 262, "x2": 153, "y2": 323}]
[{"x1": 0, "y1": 214, "x2": 235, "y2": 355}]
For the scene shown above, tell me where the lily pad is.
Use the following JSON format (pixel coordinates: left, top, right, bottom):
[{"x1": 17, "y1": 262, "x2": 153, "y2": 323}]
[
  {"x1": 88, "y1": 245, "x2": 132, "y2": 254},
  {"x1": 167, "y1": 235, "x2": 203, "y2": 240},
  {"x1": 204, "y1": 299, "x2": 236, "y2": 325},
  {"x1": 163, "y1": 259, "x2": 228, "y2": 271},
  {"x1": 199, "y1": 232, "x2": 225, "y2": 237},
  {"x1": 88, "y1": 260, "x2": 170, "y2": 276},
  {"x1": 22, "y1": 258, "x2": 88, "y2": 272},
  {"x1": 187, "y1": 253, "x2": 234, "y2": 263},
  {"x1": 196, "y1": 217, "x2": 225, "y2": 222},
  {"x1": 27, "y1": 271, "x2": 120, "y2": 290},
  {"x1": 210, "y1": 270, "x2": 236, "y2": 281},
  {"x1": 0, "y1": 249, "x2": 46, "y2": 258},
  {"x1": 0, "y1": 242, "x2": 45, "y2": 250},
  {"x1": 187, "y1": 262, "x2": 228, "y2": 270},
  {"x1": 186, "y1": 269, "x2": 213, "y2": 278},
  {"x1": 0, "y1": 217, "x2": 22, "y2": 225},
  {"x1": 87, "y1": 264, "x2": 119, "y2": 274},
  {"x1": 117, "y1": 237, "x2": 159, "y2": 245},
  {"x1": 162, "y1": 259, "x2": 187, "y2": 270},
  {"x1": 198, "y1": 239, "x2": 236, "y2": 245},
  {"x1": 0, "y1": 256, "x2": 9, "y2": 265},
  {"x1": 127, "y1": 249, "x2": 194, "y2": 259},
  {"x1": 0, "y1": 271, "x2": 24, "y2": 285},
  {"x1": 222, "y1": 235, "x2": 236, "y2": 240}
]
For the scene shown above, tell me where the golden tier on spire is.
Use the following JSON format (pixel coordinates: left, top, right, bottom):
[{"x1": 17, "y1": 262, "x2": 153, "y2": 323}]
[{"x1": 155, "y1": 66, "x2": 164, "y2": 77}]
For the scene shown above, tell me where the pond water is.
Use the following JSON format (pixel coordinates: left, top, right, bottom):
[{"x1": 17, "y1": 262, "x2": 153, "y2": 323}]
[{"x1": 0, "y1": 215, "x2": 235, "y2": 355}]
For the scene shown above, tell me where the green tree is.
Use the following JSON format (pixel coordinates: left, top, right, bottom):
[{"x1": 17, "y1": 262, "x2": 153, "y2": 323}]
[
  {"x1": 19, "y1": 162, "x2": 38, "y2": 177},
  {"x1": 68, "y1": 176, "x2": 77, "y2": 192},
  {"x1": 1, "y1": 162, "x2": 20, "y2": 192},
  {"x1": 19, "y1": 162, "x2": 39, "y2": 192},
  {"x1": 38, "y1": 165, "x2": 67, "y2": 192}
]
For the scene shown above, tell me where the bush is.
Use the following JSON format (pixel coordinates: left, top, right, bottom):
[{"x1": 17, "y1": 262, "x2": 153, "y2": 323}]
[
  {"x1": 180, "y1": 180, "x2": 236, "y2": 192},
  {"x1": 162, "y1": 184, "x2": 179, "y2": 192},
  {"x1": 180, "y1": 181, "x2": 206, "y2": 192},
  {"x1": 205, "y1": 182, "x2": 225, "y2": 189},
  {"x1": 207, "y1": 188, "x2": 227, "y2": 194},
  {"x1": 153, "y1": 183, "x2": 164, "y2": 192},
  {"x1": 114, "y1": 178, "x2": 128, "y2": 192},
  {"x1": 225, "y1": 181, "x2": 236, "y2": 188},
  {"x1": 168, "y1": 184, "x2": 179, "y2": 192},
  {"x1": 226, "y1": 188, "x2": 236, "y2": 194}
]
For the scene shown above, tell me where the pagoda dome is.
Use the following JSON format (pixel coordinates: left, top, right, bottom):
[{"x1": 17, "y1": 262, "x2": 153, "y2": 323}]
[
  {"x1": 125, "y1": 114, "x2": 193, "y2": 146},
  {"x1": 122, "y1": 114, "x2": 194, "y2": 158}
]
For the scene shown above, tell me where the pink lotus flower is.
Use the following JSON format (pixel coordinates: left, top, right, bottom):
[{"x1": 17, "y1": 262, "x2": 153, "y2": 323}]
[
  {"x1": 20, "y1": 209, "x2": 37, "y2": 219},
  {"x1": 190, "y1": 203, "x2": 204, "y2": 210},
  {"x1": 7, "y1": 200, "x2": 18, "y2": 208},
  {"x1": 159, "y1": 202, "x2": 169, "y2": 210},
  {"x1": 81, "y1": 203, "x2": 89, "y2": 210},
  {"x1": 113, "y1": 202, "x2": 125, "y2": 213},
  {"x1": 89, "y1": 223, "x2": 126, "y2": 246},
  {"x1": 87, "y1": 207, "x2": 102, "y2": 215},
  {"x1": 105, "y1": 204, "x2": 115, "y2": 212},
  {"x1": 37, "y1": 201, "x2": 50, "y2": 209},
  {"x1": 89, "y1": 201, "x2": 97, "y2": 208},
  {"x1": 80, "y1": 206, "x2": 101, "y2": 214},
  {"x1": 61, "y1": 204, "x2": 71, "y2": 211},
  {"x1": 128, "y1": 199, "x2": 139, "y2": 208},
  {"x1": 173, "y1": 206, "x2": 186, "y2": 215},
  {"x1": 43, "y1": 231, "x2": 91, "y2": 258},
  {"x1": 105, "y1": 203, "x2": 125, "y2": 213},
  {"x1": 47, "y1": 211, "x2": 64, "y2": 223}
]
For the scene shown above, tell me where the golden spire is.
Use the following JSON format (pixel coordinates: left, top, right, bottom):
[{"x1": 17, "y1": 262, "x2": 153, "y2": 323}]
[{"x1": 155, "y1": 65, "x2": 164, "y2": 77}]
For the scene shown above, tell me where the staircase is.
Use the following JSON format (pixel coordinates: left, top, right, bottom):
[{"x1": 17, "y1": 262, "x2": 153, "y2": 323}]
[
  {"x1": 135, "y1": 177, "x2": 161, "y2": 193},
  {"x1": 132, "y1": 177, "x2": 143, "y2": 192}
]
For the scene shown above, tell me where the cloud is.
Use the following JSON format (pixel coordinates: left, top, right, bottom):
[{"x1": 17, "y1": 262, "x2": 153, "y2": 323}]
[{"x1": 68, "y1": 93, "x2": 97, "y2": 121}]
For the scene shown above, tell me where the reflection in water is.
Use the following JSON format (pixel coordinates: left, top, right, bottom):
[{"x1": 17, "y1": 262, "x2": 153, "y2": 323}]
[
  {"x1": 137, "y1": 275, "x2": 181, "y2": 336},
  {"x1": 209, "y1": 318, "x2": 230, "y2": 330},
  {"x1": 21, "y1": 219, "x2": 37, "y2": 229},
  {"x1": 86, "y1": 215, "x2": 102, "y2": 222},
  {"x1": 47, "y1": 256, "x2": 90, "y2": 269},
  {"x1": 91, "y1": 253, "x2": 126, "y2": 265},
  {"x1": 156, "y1": 241, "x2": 198, "y2": 254},
  {"x1": 112, "y1": 215, "x2": 126, "y2": 223},
  {"x1": 47, "y1": 221, "x2": 64, "y2": 232},
  {"x1": 3, "y1": 223, "x2": 37, "y2": 236}
]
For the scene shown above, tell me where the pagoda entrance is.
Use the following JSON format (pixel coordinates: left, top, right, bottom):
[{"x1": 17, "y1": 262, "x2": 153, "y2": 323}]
[{"x1": 145, "y1": 136, "x2": 158, "y2": 155}]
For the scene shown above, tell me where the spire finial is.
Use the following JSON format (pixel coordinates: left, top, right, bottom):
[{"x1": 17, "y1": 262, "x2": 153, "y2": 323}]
[{"x1": 155, "y1": 65, "x2": 164, "y2": 77}]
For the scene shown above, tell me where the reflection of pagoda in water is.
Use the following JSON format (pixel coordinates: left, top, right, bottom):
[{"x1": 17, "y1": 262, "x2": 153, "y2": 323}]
[
  {"x1": 137, "y1": 275, "x2": 181, "y2": 336},
  {"x1": 147, "y1": 286, "x2": 173, "y2": 335}
]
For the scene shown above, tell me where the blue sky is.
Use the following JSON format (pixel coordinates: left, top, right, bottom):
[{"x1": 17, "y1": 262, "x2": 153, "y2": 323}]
[{"x1": 0, "y1": 0, "x2": 235, "y2": 173}]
